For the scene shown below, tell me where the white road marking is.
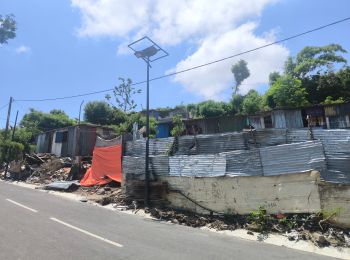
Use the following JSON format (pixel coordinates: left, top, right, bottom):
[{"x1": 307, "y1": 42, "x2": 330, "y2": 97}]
[
  {"x1": 5, "y1": 199, "x2": 38, "y2": 213},
  {"x1": 50, "y1": 217, "x2": 123, "y2": 248}
]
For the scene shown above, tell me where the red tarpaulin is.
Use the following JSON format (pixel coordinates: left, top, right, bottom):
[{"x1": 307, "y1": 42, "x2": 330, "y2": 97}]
[{"x1": 80, "y1": 144, "x2": 122, "y2": 186}]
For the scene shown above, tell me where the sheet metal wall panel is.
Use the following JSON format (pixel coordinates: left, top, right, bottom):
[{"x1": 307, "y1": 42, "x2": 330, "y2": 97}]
[
  {"x1": 259, "y1": 141, "x2": 326, "y2": 176},
  {"x1": 79, "y1": 125, "x2": 97, "y2": 156},
  {"x1": 204, "y1": 118, "x2": 220, "y2": 134},
  {"x1": 176, "y1": 133, "x2": 247, "y2": 155},
  {"x1": 66, "y1": 127, "x2": 76, "y2": 156},
  {"x1": 218, "y1": 116, "x2": 246, "y2": 132},
  {"x1": 169, "y1": 154, "x2": 226, "y2": 177},
  {"x1": 223, "y1": 149, "x2": 263, "y2": 176},
  {"x1": 324, "y1": 106, "x2": 338, "y2": 117},
  {"x1": 287, "y1": 129, "x2": 350, "y2": 182},
  {"x1": 51, "y1": 132, "x2": 62, "y2": 157},
  {"x1": 36, "y1": 133, "x2": 46, "y2": 153},
  {"x1": 124, "y1": 137, "x2": 174, "y2": 157},
  {"x1": 329, "y1": 116, "x2": 347, "y2": 129},
  {"x1": 249, "y1": 129, "x2": 287, "y2": 147},
  {"x1": 285, "y1": 110, "x2": 304, "y2": 129},
  {"x1": 249, "y1": 117, "x2": 263, "y2": 129},
  {"x1": 314, "y1": 130, "x2": 350, "y2": 183},
  {"x1": 122, "y1": 155, "x2": 169, "y2": 180},
  {"x1": 272, "y1": 111, "x2": 286, "y2": 128}
]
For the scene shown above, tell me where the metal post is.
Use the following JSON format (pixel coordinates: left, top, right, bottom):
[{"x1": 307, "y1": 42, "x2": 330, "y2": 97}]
[
  {"x1": 145, "y1": 57, "x2": 150, "y2": 207},
  {"x1": 128, "y1": 36, "x2": 168, "y2": 207}
]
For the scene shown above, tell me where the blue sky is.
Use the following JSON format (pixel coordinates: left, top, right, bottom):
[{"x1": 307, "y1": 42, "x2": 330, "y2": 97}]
[{"x1": 1, "y1": 0, "x2": 350, "y2": 128}]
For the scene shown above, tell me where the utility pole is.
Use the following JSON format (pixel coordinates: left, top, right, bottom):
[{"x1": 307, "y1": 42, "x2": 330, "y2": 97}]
[
  {"x1": 76, "y1": 100, "x2": 84, "y2": 173},
  {"x1": 3, "y1": 97, "x2": 13, "y2": 180},
  {"x1": 4, "y1": 110, "x2": 19, "y2": 179},
  {"x1": 4, "y1": 97, "x2": 13, "y2": 139},
  {"x1": 11, "y1": 110, "x2": 19, "y2": 140}
]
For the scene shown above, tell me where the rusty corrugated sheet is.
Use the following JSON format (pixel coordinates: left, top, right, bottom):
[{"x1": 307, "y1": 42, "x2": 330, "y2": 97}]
[{"x1": 324, "y1": 105, "x2": 338, "y2": 117}]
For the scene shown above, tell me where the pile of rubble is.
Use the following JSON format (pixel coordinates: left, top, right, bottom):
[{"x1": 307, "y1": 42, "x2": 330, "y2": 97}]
[
  {"x1": 146, "y1": 207, "x2": 350, "y2": 248},
  {"x1": 76, "y1": 183, "x2": 126, "y2": 206},
  {"x1": 5, "y1": 153, "x2": 91, "y2": 185},
  {"x1": 26, "y1": 155, "x2": 72, "y2": 184}
]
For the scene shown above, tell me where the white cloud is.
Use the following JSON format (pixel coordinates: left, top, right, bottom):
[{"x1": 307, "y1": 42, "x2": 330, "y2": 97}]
[
  {"x1": 15, "y1": 45, "x2": 31, "y2": 54},
  {"x1": 173, "y1": 23, "x2": 289, "y2": 99},
  {"x1": 72, "y1": 0, "x2": 289, "y2": 99}
]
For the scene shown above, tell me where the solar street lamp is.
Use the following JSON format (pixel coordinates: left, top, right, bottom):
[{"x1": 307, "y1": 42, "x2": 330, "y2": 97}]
[{"x1": 128, "y1": 37, "x2": 168, "y2": 207}]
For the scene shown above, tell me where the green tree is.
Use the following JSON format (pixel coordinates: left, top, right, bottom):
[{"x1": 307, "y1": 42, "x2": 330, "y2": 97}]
[
  {"x1": 20, "y1": 109, "x2": 75, "y2": 132},
  {"x1": 268, "y1": 71, "x2": 281, "y2": 86},
  {"x1": 231, "y1": 59, "x2": 250, "y2": 94},
  {"x1": 196, "y1": 100, "x2": 229, "y2": 118},
  {"x1": 292, "y1": 44, "x2": 347, "y2": 78},
  {"x1": 84, "y1": 101, "x2": 116, "y2": 125},
  {"x1": 186, "y1": 103, "x2": 198, "y2": 118},
  {"x1": 0, "y1": 140, "x2": 24, "y2": 163},
  {"x1": 113, "y1": 112, "x2": 157, "y2": 138},
  {"x1": 170, "y1": 115, "x2": 185, "y2": 137},
  {"x1": 302, "y1": 66, "x2": 350, "y2": 104},
  {"x1": 284, "y1": 57, "x2": 296, "y2": 77},
  {"x1": 264, "y1": 75, "x2": 309, "y2": 108},
  {"x1": 0, "y1": 14, "x2": 16, "y2": 44},
  {"x1": 322, "y1": 96, "x2": 345, "y2": 105},
  {"x1": 241, "y1": 90, "x2": 263, "y2": 115},
  {"x1": 230, "y1": 94, "x2": 244, "y2": 114},
  {"x1": 106, "y1": 77, "x2": 141, "y2": 112}
]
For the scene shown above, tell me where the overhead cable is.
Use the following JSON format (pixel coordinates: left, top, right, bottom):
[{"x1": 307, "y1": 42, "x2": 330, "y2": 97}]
[{"x1": 15, "y1": 16, "x2": 350, "y2": 102}]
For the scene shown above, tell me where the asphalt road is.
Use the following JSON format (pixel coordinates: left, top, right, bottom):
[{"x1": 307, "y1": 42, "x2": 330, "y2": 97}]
[{"x1": 0, "y1": 181, "x2": 335, "y2": 260}]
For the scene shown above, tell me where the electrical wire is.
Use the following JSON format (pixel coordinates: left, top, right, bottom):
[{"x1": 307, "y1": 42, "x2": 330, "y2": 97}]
[
  {"x1": 14, "y1": 16, "x2": 350, "y2": 103},
  {"x1": 0, "y1": 103, "x2": 9, "y2": 111}
]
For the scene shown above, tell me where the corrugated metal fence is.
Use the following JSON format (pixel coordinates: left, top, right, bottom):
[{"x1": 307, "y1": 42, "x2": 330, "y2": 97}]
[{"x1": 123, "y1": 129, "x2": 350, "y2": 183}]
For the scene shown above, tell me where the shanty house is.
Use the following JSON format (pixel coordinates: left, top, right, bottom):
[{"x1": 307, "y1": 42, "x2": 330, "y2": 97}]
[
  {"x1": 324, "y1": 103, "x2": 350, "y2": 129},
  {"x1": 36, "y1": 124, "x2": 115, "y2": 157},
  {"x1": 183, "y1": 116, "x2": 247, "y2": 135}
]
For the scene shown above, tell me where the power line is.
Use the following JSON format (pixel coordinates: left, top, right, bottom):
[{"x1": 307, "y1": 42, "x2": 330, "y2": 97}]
[
  {"x1": 15, "y1": 16, "x2": 350, "y2": 103},
  {"x1": 0, "y1": 103, "x2": 9, "y2": 111}
]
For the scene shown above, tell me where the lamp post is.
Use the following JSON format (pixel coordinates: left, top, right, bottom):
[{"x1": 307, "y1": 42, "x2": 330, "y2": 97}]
[{"x1": 128, "y1": 37, "x2": 168, "y2": 207}]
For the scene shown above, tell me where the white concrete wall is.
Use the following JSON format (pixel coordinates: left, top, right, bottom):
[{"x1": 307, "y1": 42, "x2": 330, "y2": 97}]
[
  {"x1": 159, "y1": 171, "x2": 322, "y2": 215},
  {"x1": 319, "y1": 183, "x2": 350, "y2": 228}
]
